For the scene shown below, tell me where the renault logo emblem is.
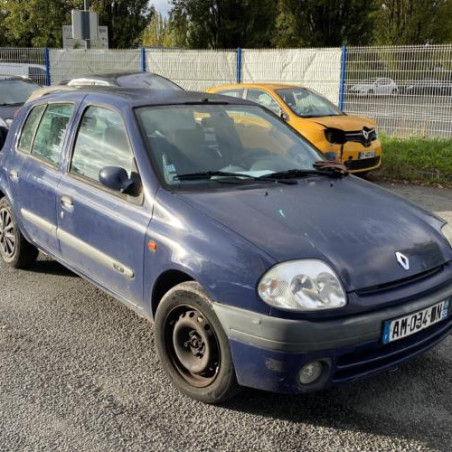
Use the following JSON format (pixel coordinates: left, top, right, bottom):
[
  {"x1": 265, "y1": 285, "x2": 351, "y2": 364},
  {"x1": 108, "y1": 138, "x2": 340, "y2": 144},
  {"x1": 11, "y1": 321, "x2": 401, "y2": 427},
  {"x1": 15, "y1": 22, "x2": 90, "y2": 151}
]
[
  {"x1": 395, "y1": 252, "x2": 410, "y2": 271},
  {"x1": 362, "y1": 129, "x2": 369, "y2": 140}
]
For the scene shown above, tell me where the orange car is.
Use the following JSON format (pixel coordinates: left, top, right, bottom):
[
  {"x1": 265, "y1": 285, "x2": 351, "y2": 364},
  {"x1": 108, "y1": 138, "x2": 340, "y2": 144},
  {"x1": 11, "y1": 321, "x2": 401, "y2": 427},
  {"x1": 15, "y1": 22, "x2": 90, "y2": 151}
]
[{"x1": 206, "y1": 83, "x2": 382, "y2": 173}]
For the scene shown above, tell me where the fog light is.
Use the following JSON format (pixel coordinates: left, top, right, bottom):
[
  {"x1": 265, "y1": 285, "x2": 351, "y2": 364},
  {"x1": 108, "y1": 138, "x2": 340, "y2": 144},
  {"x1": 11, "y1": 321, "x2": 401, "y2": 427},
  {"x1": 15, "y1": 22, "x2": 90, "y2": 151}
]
[{"x1": 298, "y1": 361, "x2": 323, "y2": 385}]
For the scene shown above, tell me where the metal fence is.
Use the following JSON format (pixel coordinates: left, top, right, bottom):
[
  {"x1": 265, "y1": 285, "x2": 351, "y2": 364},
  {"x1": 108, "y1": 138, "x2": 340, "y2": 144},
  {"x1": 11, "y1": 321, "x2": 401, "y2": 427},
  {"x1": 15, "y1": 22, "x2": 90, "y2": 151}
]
[
  {"x1": 344, "y1": 45, "x2": 452, "y2": 138},
  {"x1": 0, "y1": 45, "x2": 452, "y2": 139}
]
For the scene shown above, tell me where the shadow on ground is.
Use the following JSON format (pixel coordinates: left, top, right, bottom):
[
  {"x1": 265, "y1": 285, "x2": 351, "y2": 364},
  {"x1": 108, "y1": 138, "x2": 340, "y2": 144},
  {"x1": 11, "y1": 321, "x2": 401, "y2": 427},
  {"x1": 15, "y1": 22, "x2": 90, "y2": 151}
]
[{"x1": 221, "y1": 350, "x2": 451, "y2": 451}]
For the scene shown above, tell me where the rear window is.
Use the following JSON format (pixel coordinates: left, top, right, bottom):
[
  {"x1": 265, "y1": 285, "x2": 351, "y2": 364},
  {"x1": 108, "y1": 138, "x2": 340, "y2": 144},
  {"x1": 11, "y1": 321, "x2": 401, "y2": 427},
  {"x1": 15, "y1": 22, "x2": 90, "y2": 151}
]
[
  {"x1": 31, "y1": 103, "x2": 74, "y2": 166},
  {"x1": 18, "y1": 105, "x2": 46, "y2": 154},
  {"x1": 116, "y1": 73, "x2": 182, "y2": 91}
]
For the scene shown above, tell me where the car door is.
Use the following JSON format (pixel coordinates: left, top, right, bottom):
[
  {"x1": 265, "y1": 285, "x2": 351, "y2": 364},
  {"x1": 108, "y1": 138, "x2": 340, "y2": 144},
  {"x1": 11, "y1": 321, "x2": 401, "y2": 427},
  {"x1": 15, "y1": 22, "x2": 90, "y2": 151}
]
[
  {"x1": 7, "y1": 102, "x2": 75, "y2": 255},
  {"x1": 57, "y1": 104, "x2": 150, "y2": 308}
]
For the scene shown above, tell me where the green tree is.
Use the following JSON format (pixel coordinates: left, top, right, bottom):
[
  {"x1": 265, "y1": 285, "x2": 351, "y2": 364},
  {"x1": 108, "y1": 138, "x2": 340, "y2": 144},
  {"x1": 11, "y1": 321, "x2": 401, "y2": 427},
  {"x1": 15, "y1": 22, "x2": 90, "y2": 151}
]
[
  {"x1": 273, "y1": 0, "x2": 379, "y2": 47},
  {"x1": 375, "y1": 0, "x2": 452, "y2": 45},
  {"x1": 90, "y1": 0, "x2": 153, "y2": 48},
  {"x1": 142, "y1": 10, "x2": 175, "y2": 47},
  {"x1": 0, "y1": 0, "x2": 152, "y2": 48},
  {"x1": 170, "y1": 0, "x2": 278, "y2": 49},
  {"x1": 0, "y1": 0, "x2": 76, "y2": 47}
]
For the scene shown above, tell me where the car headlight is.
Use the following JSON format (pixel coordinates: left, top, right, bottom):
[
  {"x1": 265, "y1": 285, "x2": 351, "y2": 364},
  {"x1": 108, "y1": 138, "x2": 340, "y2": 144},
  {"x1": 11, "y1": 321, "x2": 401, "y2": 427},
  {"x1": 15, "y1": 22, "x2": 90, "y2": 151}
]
[
  {"x1": 441, "y1": 223, "x2": 452, "y2": 249},
  {"x1": 258, "y1": 260, "x2": 347, "y2": 311},
  {"x1": 324, "y1": 128, "x2": 346, "y2": 145}
]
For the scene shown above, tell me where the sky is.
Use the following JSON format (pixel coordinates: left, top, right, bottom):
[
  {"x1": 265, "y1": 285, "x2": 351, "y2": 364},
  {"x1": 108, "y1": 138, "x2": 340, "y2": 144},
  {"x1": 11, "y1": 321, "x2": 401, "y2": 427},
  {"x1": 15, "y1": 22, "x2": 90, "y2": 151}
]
[{"x1": 151, "y1": 0, "x2": 172, "y2": 16}]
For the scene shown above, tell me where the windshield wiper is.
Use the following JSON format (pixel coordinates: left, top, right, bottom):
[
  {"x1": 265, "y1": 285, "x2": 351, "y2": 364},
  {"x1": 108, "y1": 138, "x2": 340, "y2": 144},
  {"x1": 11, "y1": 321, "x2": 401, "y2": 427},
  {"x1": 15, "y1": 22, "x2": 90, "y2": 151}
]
[
  {"x1": 261, "y1": 162, "x2": 349, "y2": 180},
  {"x1": 173, "y1": 171, "x2": 297, "y2": 185}
]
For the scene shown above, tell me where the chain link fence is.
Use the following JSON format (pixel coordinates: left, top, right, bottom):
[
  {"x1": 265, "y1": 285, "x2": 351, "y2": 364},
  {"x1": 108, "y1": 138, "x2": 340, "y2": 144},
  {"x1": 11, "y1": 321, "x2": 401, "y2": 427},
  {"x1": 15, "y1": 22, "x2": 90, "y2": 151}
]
[
  {"x1": 344, "y1": 45, "x2": 452, "y2": 138},
  {"x1": 0, "y1": 48, "x2": 47, "y2": 85},
  {"x1": 0, "y1": 45, "x2": 451, "y2": 139}
]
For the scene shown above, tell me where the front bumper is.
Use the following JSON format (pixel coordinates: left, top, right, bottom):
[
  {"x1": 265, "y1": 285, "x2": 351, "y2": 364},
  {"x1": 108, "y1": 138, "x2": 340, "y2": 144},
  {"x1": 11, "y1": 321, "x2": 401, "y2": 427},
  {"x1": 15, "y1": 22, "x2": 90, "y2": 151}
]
[
  {"x1": 213, "y1": 281, "x2": 452, "y2": 393},
  {"x1": 317, "y1": 141, "x2": 382, "y2": 173}
]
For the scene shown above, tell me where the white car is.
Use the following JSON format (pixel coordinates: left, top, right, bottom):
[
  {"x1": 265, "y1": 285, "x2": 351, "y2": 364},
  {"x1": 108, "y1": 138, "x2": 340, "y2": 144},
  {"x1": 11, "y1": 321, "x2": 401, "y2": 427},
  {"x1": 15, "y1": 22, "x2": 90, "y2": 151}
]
[
  {"x1": 348, "y1": 78, "x2": 398, "y2": 96},
  {"x1": 0, "y1": 63, "x2": 47, "y2": 85}
]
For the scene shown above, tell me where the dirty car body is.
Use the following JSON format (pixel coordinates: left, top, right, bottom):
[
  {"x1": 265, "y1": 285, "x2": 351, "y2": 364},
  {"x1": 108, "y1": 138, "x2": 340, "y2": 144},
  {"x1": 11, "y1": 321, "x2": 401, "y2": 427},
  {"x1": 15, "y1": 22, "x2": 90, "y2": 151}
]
[{"x1": 0, "y1": 88, "x2": 451, "y2": 400}]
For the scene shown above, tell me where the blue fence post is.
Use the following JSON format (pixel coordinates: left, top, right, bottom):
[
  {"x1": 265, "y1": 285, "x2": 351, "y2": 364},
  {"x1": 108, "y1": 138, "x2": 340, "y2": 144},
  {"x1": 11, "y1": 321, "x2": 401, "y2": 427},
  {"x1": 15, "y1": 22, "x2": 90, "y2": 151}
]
[
  {"x1": 236, "y1": 47, "x2": 242, "y2": 83},
  {"x1": 338, "y1": 45, "x2": 348, "y2": 110},
  {"x1": 141, "y1": 47, "x2": 147, "y2": 73},
  {"x1": 44, "y1": 47, "x2": 51, "y2": 86}
]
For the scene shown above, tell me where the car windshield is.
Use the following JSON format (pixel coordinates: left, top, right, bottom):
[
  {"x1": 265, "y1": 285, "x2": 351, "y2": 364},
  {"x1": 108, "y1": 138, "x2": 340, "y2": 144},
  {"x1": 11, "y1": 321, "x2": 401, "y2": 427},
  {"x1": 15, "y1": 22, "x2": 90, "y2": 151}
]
[
  {"x1": 136, "y1": 104, "x2": 324, "y2": 187},
  {"x1": 0, "y1": 79, "x2": 40, "y2": 105},
  {"x1": 117, "y1": 73, "x2": 182, "y2": 91},
  {"x1": 276, "y1": 88, "x2": 342, "y2": 118}
]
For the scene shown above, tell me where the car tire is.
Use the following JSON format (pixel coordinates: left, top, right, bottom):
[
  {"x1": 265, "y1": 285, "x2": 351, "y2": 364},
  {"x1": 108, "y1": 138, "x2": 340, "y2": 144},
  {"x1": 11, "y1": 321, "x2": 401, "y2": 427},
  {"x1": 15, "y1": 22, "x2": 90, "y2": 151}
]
[
  {"x1": 0, "y1": 197, "x2": 39, "y2": 268},
  {"x1": 154, "y1": 281, "x2": 240, "y2": 404}
]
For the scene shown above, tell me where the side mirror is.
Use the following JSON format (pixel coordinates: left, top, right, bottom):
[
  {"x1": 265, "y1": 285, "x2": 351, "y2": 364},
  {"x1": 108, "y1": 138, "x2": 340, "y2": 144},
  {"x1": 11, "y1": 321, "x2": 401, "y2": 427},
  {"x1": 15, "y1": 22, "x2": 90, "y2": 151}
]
[
  {"x1": 280, "y1": 110, "x2": 289, "y2": 121},
  {"x1": 323, "y1": 152, "x2": 338, "y2": 162},
  {"x1": 99, "y1": 166, "x2": 134, "y2": 193}
]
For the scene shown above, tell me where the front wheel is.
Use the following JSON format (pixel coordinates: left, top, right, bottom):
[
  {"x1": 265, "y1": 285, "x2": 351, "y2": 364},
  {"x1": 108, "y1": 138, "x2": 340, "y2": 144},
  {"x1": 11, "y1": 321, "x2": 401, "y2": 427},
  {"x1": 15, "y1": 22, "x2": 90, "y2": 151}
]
[
  {"x1": 155, "y1": 281, "x2": 239, "y2": 404},
  {"x1": 0, "y1": 197, "x2": 38, "y2": 268}
]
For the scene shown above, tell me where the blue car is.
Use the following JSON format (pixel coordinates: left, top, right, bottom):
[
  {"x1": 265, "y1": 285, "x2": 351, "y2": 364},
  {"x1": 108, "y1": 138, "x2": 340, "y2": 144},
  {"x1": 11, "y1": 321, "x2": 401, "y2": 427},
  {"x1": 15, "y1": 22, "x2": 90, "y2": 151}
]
[{"x1": 0, "y1": 88, "x2": 451, "y2": 403}]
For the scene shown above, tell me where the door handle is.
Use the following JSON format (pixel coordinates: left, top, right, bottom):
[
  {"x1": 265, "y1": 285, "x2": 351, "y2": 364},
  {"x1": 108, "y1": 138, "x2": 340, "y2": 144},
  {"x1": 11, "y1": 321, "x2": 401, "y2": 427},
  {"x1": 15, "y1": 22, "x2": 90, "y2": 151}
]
[
  {"x1": 9, "y1": 170, "x2": 19, "y2": 181},
  {"x1": 60, "y1": 196, "x2": 74, "y2": 208}
]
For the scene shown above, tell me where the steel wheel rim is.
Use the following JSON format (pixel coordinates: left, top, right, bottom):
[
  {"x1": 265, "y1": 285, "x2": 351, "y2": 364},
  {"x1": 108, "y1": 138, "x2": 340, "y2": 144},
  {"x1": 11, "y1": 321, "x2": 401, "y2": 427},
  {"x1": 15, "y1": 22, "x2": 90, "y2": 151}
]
[
  {"x1": 0, "y1": 208, "x2": 16, "y2": 258},
  {"x1": 165, "y1": 306, "x2": 221, "y2": 388}
]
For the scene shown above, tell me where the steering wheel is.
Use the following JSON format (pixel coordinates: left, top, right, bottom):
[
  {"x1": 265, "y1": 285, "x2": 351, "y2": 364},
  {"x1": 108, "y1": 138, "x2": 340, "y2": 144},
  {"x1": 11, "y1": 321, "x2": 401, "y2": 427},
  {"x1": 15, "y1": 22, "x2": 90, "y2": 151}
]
[
  {"x1": 297, "y1": 104, "x2": 314, "y2": 116},
  {"x1": 286, "y1": 144, "x2": 310, "y2": 167}
]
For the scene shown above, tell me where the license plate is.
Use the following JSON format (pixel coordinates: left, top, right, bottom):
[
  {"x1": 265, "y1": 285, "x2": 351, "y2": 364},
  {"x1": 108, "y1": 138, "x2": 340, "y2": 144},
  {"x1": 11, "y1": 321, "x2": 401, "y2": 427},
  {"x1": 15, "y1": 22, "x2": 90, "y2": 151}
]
[
  {"x1": 382, "y1": 300, "x2": 449, "y2": 344},
  {"x1": 359, "y1": 151, "x2": 376, "y2": 160}
]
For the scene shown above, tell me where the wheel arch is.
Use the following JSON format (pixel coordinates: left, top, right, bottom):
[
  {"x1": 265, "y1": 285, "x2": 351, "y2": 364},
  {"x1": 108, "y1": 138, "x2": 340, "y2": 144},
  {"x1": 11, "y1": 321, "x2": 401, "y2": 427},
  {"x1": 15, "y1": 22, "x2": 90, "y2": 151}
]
[{"x1": 151, "y1": 269, "x2": 194, "y2": 318}]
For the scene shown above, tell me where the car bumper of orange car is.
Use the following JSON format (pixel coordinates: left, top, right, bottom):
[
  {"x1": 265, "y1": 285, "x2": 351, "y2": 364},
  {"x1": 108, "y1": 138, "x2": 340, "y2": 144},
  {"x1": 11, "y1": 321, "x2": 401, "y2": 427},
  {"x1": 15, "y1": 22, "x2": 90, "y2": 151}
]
[{"x1": 318, "y1": 140, "x2": 382, "y2": 174}]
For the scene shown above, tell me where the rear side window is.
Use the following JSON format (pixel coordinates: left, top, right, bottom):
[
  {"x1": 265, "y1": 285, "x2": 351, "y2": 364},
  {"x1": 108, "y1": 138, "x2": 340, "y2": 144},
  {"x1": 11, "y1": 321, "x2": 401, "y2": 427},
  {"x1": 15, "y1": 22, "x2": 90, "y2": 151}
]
[
  {"x1": 70, "y1": 106, "x2": 134, "y2": 183},
  {"x1": 18, "y1": 105, "x2": 46, "y2": 154},
  {"x1": 217, "y1": 89, "x2": 244, "y2": 98},
  {"x1": 31, "y1": 103, "x2": 74, "y2": 166}
]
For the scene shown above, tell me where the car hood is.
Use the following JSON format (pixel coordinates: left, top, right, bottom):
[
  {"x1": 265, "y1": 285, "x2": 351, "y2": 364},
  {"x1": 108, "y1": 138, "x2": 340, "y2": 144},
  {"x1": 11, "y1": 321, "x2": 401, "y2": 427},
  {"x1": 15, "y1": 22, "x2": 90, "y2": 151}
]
[
  {"x1": 310, "y1": 115, "x2": 376, "y2": 131},
  {"x1": 177, "y1": 177, "x2": 450, "y2": 292}
]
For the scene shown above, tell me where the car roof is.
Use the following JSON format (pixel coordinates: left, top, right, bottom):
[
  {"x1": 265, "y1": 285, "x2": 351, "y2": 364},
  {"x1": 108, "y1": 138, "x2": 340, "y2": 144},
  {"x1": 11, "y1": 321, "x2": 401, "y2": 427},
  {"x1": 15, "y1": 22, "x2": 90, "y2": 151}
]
[
  {"x1": 210, "y1": 83, "x2": 305, "y2": 91},
  {"x1": 29, "y1": 86, "x2": 257, "y2": 108},
  {"x1": 0, "y1": 75, "x2": 34, "y2": 82},
  {"x1": 64, "y1": 72, "x2": 161, "y2": 82}
]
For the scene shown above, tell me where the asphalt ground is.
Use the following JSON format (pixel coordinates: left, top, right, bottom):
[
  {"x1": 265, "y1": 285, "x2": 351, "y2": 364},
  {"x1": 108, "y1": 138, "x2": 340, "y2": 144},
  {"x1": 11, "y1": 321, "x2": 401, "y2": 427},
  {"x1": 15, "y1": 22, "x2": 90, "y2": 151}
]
[{"x1": 1, "y1": 183, "x2": 452, "y2": 452}]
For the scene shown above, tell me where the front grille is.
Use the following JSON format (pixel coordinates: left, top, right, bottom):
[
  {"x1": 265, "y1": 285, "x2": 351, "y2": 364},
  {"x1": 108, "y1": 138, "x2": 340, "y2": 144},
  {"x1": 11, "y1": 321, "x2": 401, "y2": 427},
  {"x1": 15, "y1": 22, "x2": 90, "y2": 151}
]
[
  {"x1": 356, "y1": 265, "x2": 444, "y2": 296},
  {"x1": 345, "y1": 156, "x2": 380, "y2": 170},
  {"x1": 332, "y1": 315, "x2": 452, "y2": 383},
  {"x1": 344, "y1": 128, "x2": 377, "y2": 147}
]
